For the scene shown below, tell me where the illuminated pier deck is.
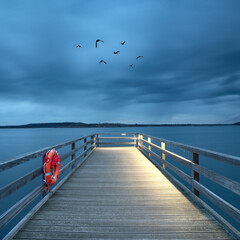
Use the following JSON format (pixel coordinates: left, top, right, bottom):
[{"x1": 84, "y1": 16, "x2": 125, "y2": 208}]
[{"x1": 13, "y1": 147, "x2": 234, "y2": 239}]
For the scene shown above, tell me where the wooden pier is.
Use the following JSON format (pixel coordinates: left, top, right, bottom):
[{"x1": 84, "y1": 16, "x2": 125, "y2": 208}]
[{"x1": 1, "y1": 133, "x2": 240, "y2": 239}]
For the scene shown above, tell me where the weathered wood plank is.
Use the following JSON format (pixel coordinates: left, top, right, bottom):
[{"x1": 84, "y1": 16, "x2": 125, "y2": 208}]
[
  {"x1": 13, "y1": 147, "x2": 234, "y2": 239},
  {"x1": 21, "y1": 218, "x2": 219, "y2": 226},
  {"x1": 14, "y1": 231, "x2": 232, "y2": 240},
  {"x1": 41, "y1": 207, "x2": 205, "y2": 213},
  {"x1": 20, "y1": 224, "x2": 225, "y2": 233}
]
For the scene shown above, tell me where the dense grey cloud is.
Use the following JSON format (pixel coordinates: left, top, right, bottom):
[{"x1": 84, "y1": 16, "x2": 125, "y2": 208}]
[{"x1": 0, "y1": 0, "x2": 240, "y2": 124}]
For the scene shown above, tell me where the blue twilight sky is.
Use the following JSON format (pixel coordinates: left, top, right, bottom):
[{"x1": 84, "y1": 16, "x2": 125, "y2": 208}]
[{"x1": 0, "y1": 0, "x2": 240, "y2": 125}]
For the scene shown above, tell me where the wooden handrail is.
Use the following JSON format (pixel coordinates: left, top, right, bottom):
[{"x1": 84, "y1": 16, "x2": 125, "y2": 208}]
[
  {"x1": 192, "y1": 181, "x2": 240, "y2": 223},
  {"x1": 0, "y1": 167, "x2": 42, "y2": 201},
  {"x1": 0, "y1": 134, "x2": 96, "y2": 233},
  {"x1": 0, "y1": 144, "x2": 96, "y2": 230},
  {"x1": 97, "y1": 137, "x2": 137, "y2": 140},
  {"x1": 140, "y1": 133, "x2": 240, "y2": 166},
  {"x1": 59, "y1": 143, "x2": 95, "y2": 176},
  {"x1": 0, "y1": 134, "x2": 95, "y2": 172},
  {"x1": 98, "y1": 142, "x2": 134, "y2": 145},
  {"x1": 0, "y1": 185, "x2": 45, "y2": 229},
  {"x1": 96, "y1": 133, "x2": 137, "y2": 146},
  {"x1": 96, "y1": 132, "x2": 137, "y2": 135},
  {"x1": 138, "y1": 133, "x2": 240, "y2": 233},
  {"x1": 61, "y1": 139, "x2": 94, "y2": 161},
  {"x1": 192, "y1": 164, "x2": 240, "y2": 195},
  {"x1": 0, "y1": 139, "x2": 95, "y2": 202},
  {"x1": 140, "y1": 142, "x2": 240, "y2": 222},
  {"x1": 141, "y1": 145, "x2": 191, "y2": 184},
  {"x1": 141, "y1": 138, "x2": 192, "y2": 167}
]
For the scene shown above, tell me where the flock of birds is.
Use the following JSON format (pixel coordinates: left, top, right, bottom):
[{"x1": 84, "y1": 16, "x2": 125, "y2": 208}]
[{"x1": 76, "y1": 39, "x2": 144, "y2": 67}]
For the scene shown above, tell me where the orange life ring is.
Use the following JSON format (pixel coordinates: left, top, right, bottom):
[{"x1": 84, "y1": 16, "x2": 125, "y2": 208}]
[{"x1": 43, "y1": 149, "x2": 60, "y2": 186}]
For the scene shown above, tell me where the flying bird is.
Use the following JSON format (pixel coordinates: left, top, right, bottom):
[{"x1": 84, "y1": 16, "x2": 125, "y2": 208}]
[
  {"x1": 76, "y1": 45, "x2": 82, "y2": 48},
  {"x1": 113, "y1": 51, "x2": 120, "y2": 54},
  {"x1": 129, "y1": 64, "x2": 133, "y2": 67},
  {"x1": 120, "y1": 41, "x2": 126, "y2": 45},
  {"x1": 136, "y1": 56, "x2": 144, "y2": 59},
  {"x1": 99, "y1": 60, "x2": 107, "y2": 64},
  {"x1": 96, "y1": 39, "x2": 104, "y2": 48}
]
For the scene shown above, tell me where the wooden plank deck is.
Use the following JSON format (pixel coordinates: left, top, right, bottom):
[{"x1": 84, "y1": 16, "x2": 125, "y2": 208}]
[{"x1": 13, "y1": 147, "x2": 234, "y2": 239}]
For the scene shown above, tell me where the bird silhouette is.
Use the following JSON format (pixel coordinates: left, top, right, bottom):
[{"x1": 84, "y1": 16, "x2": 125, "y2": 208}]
[
  {"x1": 120, "y1": 41, "x2": 126, "y2": 45},
  {"x1": 129, "y1": 64, "x2": 133, "y2": 67},
  {"x1": 99, "y1": 60, "x2": 107, "y2": 64},
  {"x1": 76, "y1": 45, "x2": 82, "y2": 48},
  {"x1": 113, "y1": 51, "x2": 120, "y2": 54},
  {"x1": 96, "y1": 39, "x2": 104, "y2": 48},
  {"x1": 136, "y1": 56, "x2": 144, "y2": 59}
]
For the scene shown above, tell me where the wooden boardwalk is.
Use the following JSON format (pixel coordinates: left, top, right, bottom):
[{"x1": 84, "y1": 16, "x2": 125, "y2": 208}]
[{"x1": 13, "y1": 147, "x2": 233, "y2": 239}]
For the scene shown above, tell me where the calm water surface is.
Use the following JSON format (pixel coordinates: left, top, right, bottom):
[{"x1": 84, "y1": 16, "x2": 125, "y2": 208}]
[{"x1": 0, "y1": 126, "x2": 239, "y2": 162}]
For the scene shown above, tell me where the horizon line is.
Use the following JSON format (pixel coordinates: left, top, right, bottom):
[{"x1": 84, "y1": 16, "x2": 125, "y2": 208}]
[{"x1": 0, "y1": 121, "x2": 239, "y2": 128}]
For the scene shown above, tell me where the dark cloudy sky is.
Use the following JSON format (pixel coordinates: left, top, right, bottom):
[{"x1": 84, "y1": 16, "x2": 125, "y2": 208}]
[{"x1": 1, "y1": 0, "x2": 240, "y2": 125}]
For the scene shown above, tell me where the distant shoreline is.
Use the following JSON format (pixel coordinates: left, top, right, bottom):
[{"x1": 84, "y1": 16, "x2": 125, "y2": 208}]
[{"x1": 0, "y1": 122, "x2": 239, "y2": 128}]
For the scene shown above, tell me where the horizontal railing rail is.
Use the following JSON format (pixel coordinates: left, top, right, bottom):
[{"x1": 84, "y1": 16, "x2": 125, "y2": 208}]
[
  {"x1": 0, "y1": 134, "x2": 95, "y2": 172},
  {"x1": 140, "y1": 133, "x2": 240, "y2": 166},
  {"x1": 137, "y1": 133, "x2": 240, "y2": 237},
  {"x1": 96, "y1": 132, "x2": 137, "y2": 147},
  {"x1": 0, "y1": 134, "x2": 96, "y2": 236}
]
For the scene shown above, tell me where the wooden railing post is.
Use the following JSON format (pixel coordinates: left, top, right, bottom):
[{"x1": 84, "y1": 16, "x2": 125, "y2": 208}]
[
  {"x1": 42, "y1": 154, "x2": 47, "y2": 198},
  {"x1": 161, "y1": 142, "x2": 166, "y2": 169},
  {"x1": 139, "y1": 134, "x2": 143, "y2": 148},
  {"x1": 71, "y1": 142, "x2": 76, "y2": 169},
  {"x1": 97, "y1": 134, "x2": 100, "y2": 147},
  {"x1": 134, "y1": 134, "x2": 137, "y2": 147},
  {"x1": 148, "y1": 137, "x2": 151, "y2": 157},
  {"x1": 91, "y1": 134, "x2": 94, "y2": 149},
  {"x1": 84, "y1": 138, "x2": 87, "y2": 157},
  {"x1": 191, "y1": 152, "x2": 199, "y2": 197}
]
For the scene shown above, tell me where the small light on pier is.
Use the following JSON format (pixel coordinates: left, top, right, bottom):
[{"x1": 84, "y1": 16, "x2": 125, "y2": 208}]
[{"x1": 121, "y1": 133, "x2": 127, "y2": 136}]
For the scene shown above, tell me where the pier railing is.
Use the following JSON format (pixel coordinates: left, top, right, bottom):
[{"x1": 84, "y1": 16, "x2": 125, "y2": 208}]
[
  {"x1": 95, "y1": 132, "x2": 137, "y2": 147},
  {"x1": 137, "y1": 133, "x2": 240, "y2": 237},
  {"x1": 0, "y1": 134, "x2": 95, "y2": 239},
  {"x1": 1, "y1": 132, "x2": 240, "y2": 239}
]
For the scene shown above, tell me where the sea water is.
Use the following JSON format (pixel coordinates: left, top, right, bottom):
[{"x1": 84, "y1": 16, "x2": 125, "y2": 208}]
[{"x1": 1, "y1": 126, "x2": 239, "y2": 162}]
